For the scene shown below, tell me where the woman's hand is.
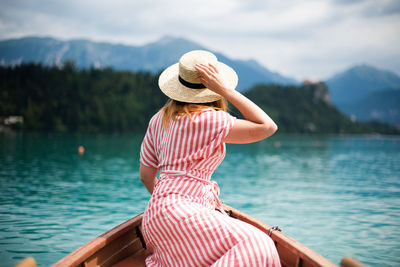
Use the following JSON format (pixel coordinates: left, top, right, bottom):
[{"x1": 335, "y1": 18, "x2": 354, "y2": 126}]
[
  {"x1": 196, "y1": 63, "x2": 278, "y2": 143},
  {"x1": 195, "y1": 63, "x2": 233, "y2": 96},
  {"x1": 196, "y1": 62, "x2": 277, "y2": 143}
]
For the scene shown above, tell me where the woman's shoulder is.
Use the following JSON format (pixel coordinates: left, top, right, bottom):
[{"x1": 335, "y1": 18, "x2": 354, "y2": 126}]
[
  {"x1": 148, "y1": 110, "x2": 163, "y2": 128},
  {"x1": 151, "y1": 110, "x2": 163, "y2": 120}
]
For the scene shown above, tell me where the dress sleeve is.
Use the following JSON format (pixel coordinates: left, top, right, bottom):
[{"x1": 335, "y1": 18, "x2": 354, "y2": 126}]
[
  {"x1": 140, "y1": 118, "x2": 159, "y2": 168},
  {"x1": 203, "y1": 110, "x2": 236, "y2": 157},
  {"x1": 214, "y1": 110, "x2": 236, "y2": 144}
]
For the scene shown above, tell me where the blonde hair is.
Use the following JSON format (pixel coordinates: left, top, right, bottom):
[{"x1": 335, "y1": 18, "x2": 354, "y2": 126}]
[{"x1": 161, "y1": 99, "x2": 227, "y2": 129}]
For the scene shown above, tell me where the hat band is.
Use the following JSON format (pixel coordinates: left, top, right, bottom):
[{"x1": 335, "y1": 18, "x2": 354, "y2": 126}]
[{"x1": 178, "y1": 75, "x2": 206, "y2": 89}]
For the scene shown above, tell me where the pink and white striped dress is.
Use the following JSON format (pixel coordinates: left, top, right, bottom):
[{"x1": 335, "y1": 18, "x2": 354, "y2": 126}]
[{"x1": 140, "y1": 108, "x2": 281, "y2": 267}]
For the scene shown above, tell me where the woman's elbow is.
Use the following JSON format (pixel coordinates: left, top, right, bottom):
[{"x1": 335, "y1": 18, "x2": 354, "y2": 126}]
[
  {"x1": 263, "y1": 122, "x2": 278, "y2": 138},
  {"x1": 271, "y1": 122, "x2": 278, "y2": 133}
]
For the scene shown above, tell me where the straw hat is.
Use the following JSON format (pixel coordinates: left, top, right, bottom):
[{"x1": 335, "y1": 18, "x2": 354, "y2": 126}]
[{"x1": 158, "y1": 50, "x2": 238, "y2": 103}]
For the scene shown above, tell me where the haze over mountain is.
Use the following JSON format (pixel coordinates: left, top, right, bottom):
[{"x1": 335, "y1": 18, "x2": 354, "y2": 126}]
[
  {"x1": 325, "y1": 65, "x2": 400, "y2": 125},
  {"x1": 0, "y1": 36, "x2": 298, "y2": 91}
]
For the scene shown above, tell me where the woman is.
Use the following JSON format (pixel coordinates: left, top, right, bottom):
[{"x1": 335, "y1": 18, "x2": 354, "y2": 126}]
[{"x1": 140, "y1": 50, "x2": 280, "y2": 266}]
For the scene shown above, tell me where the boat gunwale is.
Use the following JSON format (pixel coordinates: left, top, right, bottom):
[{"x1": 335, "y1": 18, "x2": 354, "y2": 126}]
[{"x1": 52, "y1": 214, "x2": 143, "y2": 267}]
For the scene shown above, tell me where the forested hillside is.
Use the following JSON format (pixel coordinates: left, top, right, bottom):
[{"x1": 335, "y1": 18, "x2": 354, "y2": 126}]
[
  {"x1": 0, "y1": 63, "x2": 167, "y2": 132},
  {"x1": 242, "y1": 83, "x2": 398, "y2": 134},
  {"x1": 1, "y1": 63, "x2": 398, "y2": 134}
]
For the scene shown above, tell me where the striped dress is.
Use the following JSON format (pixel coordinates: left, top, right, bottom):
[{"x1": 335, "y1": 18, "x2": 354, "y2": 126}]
[{"x1": 140, "y1": 108, "x2": 281, "y2": 267}]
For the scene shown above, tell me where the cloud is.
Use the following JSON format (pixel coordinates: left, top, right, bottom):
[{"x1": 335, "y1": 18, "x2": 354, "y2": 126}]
[{"x1": 0, "y1": 0, "x2": 399, "y2": 80}]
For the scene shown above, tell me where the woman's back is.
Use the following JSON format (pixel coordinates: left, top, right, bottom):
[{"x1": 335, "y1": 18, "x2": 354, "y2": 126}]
[
  {"x1": 140, "y1": 108, "x2": 235, "y2": 181},
  {"x1": 141, "y1": 108, "x2": 280, "y2": 267}
]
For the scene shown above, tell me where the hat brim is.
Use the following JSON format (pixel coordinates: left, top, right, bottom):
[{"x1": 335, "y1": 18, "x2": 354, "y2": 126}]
[{"x1": 158, "y1": 62, "x2": 238, "y2": 103}]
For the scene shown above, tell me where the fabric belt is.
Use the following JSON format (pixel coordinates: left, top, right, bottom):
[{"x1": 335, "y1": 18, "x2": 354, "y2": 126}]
[{"x1": 159, "y1": 170, "x2": 226, "y2": 215}]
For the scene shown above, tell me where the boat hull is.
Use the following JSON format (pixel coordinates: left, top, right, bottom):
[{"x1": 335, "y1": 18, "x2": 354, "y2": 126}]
[{"x1": 53, "y1": 204, "x2": 337, "y2": 267}]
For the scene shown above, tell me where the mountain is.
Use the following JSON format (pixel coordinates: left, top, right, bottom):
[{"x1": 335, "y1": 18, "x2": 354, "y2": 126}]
[
  {"x1": 339, "y1": 89, "x2": 400, "y2": 125},
  {"x1": 0, "y1": 36, "x2": 298, "y2": 91},
  {"x1": 325, "y1": 64, "x2": 400, "y2": 105},
  {"x1": 325, "y1": 64, "x2": 400, "y2": 125}
]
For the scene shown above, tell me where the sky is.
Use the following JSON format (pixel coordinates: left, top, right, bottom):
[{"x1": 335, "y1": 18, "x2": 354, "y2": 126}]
[{"x1": 0, "y1": 0, "x2": 399, "y2": 80}]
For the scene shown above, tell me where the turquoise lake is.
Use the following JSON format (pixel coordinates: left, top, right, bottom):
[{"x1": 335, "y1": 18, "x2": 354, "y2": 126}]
[{"x1": 0, "y1": 132, "x2": 399, "y2": 266}]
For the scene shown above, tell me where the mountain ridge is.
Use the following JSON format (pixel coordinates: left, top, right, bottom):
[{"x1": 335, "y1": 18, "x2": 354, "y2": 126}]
[
  {"x1": 0, "y1": 36, "x2": 298, "y2": 91},
  {"x1": 2, "y1": 35, "x2": 399, "y2": 125},
  {"x1": 325, "y1": 64, "x2": 400, "y2": 104},
  {"x1": 325, "y1": 64, "x2": 400, "y2": 125}
]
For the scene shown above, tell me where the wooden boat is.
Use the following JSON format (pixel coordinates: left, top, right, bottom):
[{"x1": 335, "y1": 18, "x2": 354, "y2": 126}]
[{"x1": 53, "y1": 204, "x2": 362, "y2": 267}]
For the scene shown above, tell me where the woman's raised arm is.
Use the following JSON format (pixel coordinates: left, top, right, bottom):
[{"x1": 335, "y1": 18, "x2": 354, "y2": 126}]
[{"x1": 195, "y1": 63, "x2": 278, "y2": 144}]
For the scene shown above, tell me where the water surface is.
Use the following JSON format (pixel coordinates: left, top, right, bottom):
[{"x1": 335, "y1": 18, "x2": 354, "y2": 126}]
[{"x1": 0, "y1": 133, "x2": 399, "y2": 266}]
